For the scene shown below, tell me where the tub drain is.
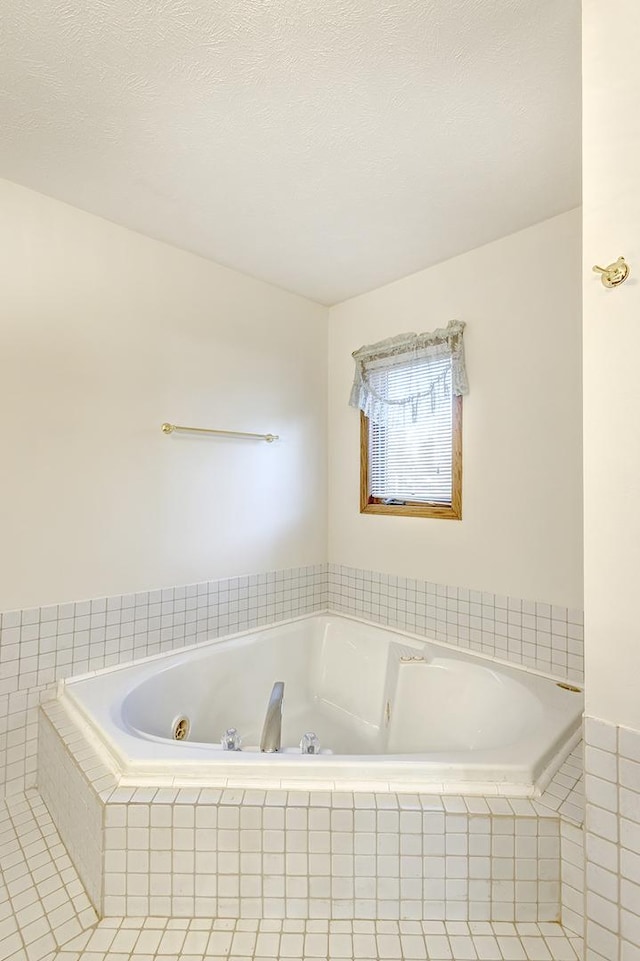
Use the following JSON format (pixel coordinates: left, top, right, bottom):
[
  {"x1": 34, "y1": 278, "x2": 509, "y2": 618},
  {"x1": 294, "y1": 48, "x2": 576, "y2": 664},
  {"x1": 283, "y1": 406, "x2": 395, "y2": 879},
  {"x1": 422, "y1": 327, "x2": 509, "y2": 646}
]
[
  {"x1": 172, "y1": 716, "x2": 190, "y2": 740},
  {"x1": 556, "y1": 682, "x2": 582, "y2": 694}
]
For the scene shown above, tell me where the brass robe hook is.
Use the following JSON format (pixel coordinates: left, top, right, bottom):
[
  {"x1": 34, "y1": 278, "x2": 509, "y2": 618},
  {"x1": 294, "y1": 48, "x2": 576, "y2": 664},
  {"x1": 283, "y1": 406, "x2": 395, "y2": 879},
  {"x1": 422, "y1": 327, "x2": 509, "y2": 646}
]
[{"x1": 592, "y1": 256, "x2": 630, "y2": 288}]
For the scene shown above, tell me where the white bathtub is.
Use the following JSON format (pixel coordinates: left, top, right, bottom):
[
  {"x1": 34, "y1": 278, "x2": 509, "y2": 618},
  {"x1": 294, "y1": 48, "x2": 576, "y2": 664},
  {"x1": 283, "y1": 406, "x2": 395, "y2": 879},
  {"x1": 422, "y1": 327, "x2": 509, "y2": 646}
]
[{"x1": 59, "y1": 613, "x2": 583, "y2": 795}]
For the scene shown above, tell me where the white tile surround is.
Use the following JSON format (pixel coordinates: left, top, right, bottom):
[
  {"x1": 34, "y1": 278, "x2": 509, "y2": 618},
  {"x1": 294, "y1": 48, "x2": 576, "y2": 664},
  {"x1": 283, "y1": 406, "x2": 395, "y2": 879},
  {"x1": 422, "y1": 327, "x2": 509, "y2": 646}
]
[
  {"x1": 1, "y1": 789, "x2": 582, "y2": 961},
  {"x1": 560, "y1": 820, "x2": 584, "y2": 940},
  {"x1": 0, "y1": 788, "x2": 584, "y2": 961},
  {"x1": 0, "y1": 779, "x2": 585, "y2": 961},
  {"x1": 0, "y1": 565, "x2": 590, "y2": 958},
  {"x1": 327, "y1": 567, "x2": 584, "y2": 687},
  {"x1": 583, "y1": 717, "x2": 640, "y2": 961},
  {"x1": 37, "y1": 699, "x2": 584, "y2": 927},
  {"x1": 0, "y1": 563, "x2": 584, "y2": 799},
  {"x1": 0, "y1": 566, "x2": 327, "y2": 798}
]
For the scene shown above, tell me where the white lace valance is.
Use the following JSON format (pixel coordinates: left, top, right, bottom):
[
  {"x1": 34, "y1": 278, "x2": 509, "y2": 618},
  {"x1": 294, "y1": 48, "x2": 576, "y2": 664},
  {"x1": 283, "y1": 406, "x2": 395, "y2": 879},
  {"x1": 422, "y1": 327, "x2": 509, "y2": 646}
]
[{"x1": 349, "y1": 319, "x2": 468, "y2": 426}]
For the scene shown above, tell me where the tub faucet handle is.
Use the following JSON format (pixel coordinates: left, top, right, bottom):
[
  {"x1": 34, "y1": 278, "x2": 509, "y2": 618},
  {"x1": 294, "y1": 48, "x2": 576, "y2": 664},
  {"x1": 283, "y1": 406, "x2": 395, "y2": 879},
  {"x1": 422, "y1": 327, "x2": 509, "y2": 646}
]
[
  {"x1": 300, "y1": 732, "x2": 320, "y2": 755},
  {"x1": 221, "y1": 728, "x2": 242, "y2": 751}
]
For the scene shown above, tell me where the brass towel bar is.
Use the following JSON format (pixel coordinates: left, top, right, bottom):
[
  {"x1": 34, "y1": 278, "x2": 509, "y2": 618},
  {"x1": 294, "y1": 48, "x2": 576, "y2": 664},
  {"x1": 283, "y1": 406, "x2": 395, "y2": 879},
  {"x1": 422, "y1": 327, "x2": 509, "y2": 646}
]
[{"x1": 161, "y1": 423, "x2": 278, "y2": 443}]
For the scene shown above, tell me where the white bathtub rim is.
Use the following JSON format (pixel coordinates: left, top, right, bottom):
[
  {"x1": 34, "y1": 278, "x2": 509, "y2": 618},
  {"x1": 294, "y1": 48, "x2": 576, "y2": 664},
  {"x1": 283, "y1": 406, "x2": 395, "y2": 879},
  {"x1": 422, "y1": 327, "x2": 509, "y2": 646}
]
[
  {"x1": 50, "y1": 693, "x2": 581, "y2": 798},
  {"x1": 57, "y1": 613, "x2": 583, "y2": 796},
  {"x1": 59, "y1": 704, "x2": 583, "y2": 794},
  {"x1": 59, "y1": 678, "x2": 565, "y2": 780}
]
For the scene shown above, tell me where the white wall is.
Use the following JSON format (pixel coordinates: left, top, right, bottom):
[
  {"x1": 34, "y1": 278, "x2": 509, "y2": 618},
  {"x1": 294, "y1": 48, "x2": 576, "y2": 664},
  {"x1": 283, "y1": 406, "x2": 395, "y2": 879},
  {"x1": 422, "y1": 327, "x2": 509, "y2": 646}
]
[
  {"x1": 328, "y1": 210, "x2": 583, "y2": 609},
  {"x1": 0, "y1": 179, "x2": 328, "y2": 611},
  {"x1": 0, "y1": 179, "x2": 583, "y2": 620},
  {"x1": 583, "y1": 1, "x2": 640, "y2": 731}
]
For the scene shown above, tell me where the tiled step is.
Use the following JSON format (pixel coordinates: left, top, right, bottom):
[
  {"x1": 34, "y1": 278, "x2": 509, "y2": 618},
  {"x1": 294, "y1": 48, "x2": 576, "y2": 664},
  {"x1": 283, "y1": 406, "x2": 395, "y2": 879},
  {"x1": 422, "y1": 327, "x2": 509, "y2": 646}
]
[{"x1": 0, "y1": 791, "x2": 583, "y2": 961}]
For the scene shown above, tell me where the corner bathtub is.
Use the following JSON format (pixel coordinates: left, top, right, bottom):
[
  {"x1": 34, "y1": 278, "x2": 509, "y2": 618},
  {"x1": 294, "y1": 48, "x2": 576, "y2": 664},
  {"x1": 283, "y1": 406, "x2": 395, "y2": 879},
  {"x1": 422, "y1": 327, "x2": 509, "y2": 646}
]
[{"x1": 58, "y1": 613, "x2": 583, "y2": 795}]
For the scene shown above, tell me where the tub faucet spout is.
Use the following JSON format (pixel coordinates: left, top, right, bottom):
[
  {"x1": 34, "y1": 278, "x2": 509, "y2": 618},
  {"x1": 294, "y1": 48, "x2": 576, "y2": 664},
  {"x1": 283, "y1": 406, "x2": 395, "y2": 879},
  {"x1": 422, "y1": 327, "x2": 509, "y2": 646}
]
[{"x1": 260, "y1": 681, "x2": 284, "y2": 753}]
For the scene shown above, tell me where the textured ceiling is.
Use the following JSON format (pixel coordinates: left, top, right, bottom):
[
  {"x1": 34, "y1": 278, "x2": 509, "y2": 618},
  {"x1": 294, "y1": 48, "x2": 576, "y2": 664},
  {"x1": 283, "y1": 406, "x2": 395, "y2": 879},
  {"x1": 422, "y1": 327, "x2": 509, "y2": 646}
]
[{"x1": 0, "y1": 0, "x2": 581, "y2": 304}]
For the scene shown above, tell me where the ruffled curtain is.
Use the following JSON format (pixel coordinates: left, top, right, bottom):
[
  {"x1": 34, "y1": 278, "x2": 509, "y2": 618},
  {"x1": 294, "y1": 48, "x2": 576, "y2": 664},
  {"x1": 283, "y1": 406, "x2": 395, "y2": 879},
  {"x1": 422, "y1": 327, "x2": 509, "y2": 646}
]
[{"x1": 349, "y1": 320, "x2": 469, "y2": 426}]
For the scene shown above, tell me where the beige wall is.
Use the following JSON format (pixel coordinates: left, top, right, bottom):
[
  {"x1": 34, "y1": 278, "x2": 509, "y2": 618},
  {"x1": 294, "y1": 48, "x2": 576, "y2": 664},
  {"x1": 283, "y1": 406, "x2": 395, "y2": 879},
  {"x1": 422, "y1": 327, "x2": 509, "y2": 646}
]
[
  {"x1": 0, "y1": 179, "x2": 583, "y2": 621},
  {"x1": 583, "y1": 2, "x2": 640, "y2": 730},
  {"x1": 328, "y1": 210, "x2": 583, "y2": 609},
  {"x1": 0, "y1": 179, "x2": 328, "y2": 610}
]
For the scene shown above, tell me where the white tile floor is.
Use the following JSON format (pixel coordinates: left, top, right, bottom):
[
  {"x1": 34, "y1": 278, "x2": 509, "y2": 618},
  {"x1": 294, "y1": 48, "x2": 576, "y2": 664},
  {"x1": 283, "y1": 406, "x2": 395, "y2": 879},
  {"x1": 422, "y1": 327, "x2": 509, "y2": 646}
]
[
  {"x1": 0, "y1": 791, "x2": 97, "y2": 961},
  {"x1": 0, "y1": 791, "x2": 584, "y2": 961},
  {"x1": 57, "y1": 917, "x2": 583, "y2": 961}
]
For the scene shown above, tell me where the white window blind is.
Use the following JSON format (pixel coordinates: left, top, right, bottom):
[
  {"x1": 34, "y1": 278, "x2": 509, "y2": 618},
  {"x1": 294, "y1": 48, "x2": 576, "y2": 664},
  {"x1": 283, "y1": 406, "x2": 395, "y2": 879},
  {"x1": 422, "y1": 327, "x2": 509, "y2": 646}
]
[
  {"x1": 368, "y1": 355, "x2": 454, "y2": 504},
  {"x1": 349, "y1": 321, "x2": 467, "y2": 511}
]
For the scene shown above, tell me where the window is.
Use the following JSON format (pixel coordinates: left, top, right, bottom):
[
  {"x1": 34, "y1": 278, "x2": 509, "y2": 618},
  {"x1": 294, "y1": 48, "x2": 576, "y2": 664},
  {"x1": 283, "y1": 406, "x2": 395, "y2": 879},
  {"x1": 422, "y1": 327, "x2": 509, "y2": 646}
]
[{"x1": 350, "y1": 321, "x2": 467, "y2": 520}]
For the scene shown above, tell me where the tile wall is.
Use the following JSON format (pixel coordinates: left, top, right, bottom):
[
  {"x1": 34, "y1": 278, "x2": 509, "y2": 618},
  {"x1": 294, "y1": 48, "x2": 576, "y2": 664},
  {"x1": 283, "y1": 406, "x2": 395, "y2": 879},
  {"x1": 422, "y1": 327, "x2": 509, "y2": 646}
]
[
  {"x1": 584, "y1": 716, "x2": 640, "y2": 961},
  {"x1": 40, "y1": 701, "x2": 565, "y2": 923},
  {"x1": 328, "y1": 566, "x2": 584, "y2": 685},
  {"x1": 560, "y1": 821, "x2": 584, "y2": 938},
  {"x1": 98, "y1": 798, "x2": 561, "y2": 923},
  {"x1": 38, "y1": 706, "x2": 110, "y2": 909},
  {"x1": 0, "y1": 565, "x2": 327, "y2": 797}
]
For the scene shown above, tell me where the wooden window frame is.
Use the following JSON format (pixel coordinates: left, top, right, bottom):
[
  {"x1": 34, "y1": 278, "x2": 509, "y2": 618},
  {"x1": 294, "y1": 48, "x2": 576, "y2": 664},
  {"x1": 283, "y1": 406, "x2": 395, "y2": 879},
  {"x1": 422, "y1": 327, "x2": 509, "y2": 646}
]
[{"x1": 359, "y1": 396, "x2": 463, "y2": 520}]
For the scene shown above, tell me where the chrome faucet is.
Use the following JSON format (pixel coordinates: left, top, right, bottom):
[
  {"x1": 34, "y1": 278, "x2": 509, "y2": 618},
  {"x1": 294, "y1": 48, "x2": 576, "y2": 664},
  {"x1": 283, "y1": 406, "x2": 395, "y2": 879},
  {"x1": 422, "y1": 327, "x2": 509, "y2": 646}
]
[{"x1": 260, "y1": 681, "x2": 284, "y2": 753}]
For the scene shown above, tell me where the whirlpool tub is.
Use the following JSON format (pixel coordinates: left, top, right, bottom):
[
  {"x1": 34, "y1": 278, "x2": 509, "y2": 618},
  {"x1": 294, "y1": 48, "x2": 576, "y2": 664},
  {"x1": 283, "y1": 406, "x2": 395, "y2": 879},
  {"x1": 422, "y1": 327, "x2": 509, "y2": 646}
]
[{"x1": 58, "y1": 613, "x2": 583, "y2": 795}]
